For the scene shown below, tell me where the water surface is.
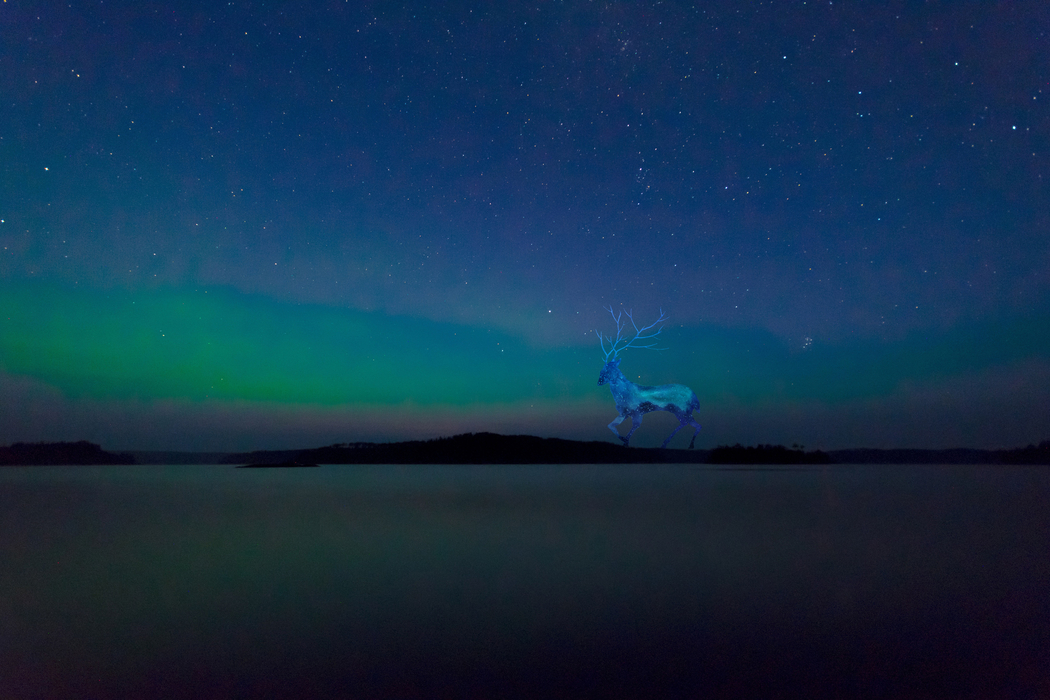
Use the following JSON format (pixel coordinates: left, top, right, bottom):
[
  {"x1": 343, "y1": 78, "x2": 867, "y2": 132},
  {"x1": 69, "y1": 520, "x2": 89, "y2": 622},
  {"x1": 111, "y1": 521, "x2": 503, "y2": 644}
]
[{"x1": 2, "y1": 464, "x2": 1048, "y2": 698}]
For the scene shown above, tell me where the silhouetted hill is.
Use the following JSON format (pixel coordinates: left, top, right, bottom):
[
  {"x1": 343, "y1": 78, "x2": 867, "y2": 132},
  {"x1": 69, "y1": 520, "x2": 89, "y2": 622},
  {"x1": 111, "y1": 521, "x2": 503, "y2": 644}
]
[
  {"x1": 709, "y1": 443, "x2": 832, "y2": 465},
  {"x1": 0, "y1": 441, "x2": 135, "y2": 466},
  {"x1": 226, "y1": 435, "x2": 1050, "y2": 466},
  {"x1": 999, "y1": 441, "x2": 1050, "y2": 464},
  {"x1": 226, "y1": 433, "x2": 713, "y2": 465},
  {"x1": 6, "y1": 435, "x2": 1049, "y2": 466},
  {"x1": 828, "y1": 441, "x2": 1050, "y2": 465},
  {"x1": 225, "y1": 433, "x2": 829, "y2": 465}
]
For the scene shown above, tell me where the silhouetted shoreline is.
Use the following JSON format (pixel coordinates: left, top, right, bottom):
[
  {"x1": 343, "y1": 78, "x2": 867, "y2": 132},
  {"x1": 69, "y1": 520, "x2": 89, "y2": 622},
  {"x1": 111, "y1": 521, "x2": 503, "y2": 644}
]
[
  {"x1": 0, "y1": 441, "x2": 134, "y2": 466},
  {"x1": 230, "y1": 434, "x2": 1050, "y2": 466},
  {"x1": 4, "y1": 434, "x2": 1049, "y2": 466}
]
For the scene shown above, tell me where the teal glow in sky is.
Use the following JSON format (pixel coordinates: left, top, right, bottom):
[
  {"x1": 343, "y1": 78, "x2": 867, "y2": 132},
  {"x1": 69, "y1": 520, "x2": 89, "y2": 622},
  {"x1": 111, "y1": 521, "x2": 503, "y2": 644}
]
[{"x1": 2, "y1": 282, "x2": 1048, "y2": 450}]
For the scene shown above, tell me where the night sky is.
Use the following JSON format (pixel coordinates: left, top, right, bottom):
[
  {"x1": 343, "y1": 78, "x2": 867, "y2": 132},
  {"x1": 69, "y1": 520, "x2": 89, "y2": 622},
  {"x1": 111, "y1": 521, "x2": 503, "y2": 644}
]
[{"x1": 2, "y1": 1, "x2": 1048, "y2": 451}]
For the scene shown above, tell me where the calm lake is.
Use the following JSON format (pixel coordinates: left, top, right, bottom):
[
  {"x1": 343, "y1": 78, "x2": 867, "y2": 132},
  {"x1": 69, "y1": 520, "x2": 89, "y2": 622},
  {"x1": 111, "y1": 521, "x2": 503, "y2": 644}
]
[{"x1": 2, "y1": 463, "x2": 1048, "y2": 698}]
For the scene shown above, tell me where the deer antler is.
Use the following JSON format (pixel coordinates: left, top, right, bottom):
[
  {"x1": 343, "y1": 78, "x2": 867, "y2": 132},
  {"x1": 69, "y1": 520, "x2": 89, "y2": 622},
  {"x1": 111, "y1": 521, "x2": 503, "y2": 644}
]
[{"x1": 596, "y1": 306, "x2": 667, "y2": 361}]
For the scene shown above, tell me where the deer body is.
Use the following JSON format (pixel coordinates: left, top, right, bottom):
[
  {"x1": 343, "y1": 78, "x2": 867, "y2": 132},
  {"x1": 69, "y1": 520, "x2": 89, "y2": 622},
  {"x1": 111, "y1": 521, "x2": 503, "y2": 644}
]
[
  {"x1": 596, "y1": 307, "x2": 702, "y2": 449},
  {"x1": 599, "y1": 358, "x2": 701, "y2": 448}
]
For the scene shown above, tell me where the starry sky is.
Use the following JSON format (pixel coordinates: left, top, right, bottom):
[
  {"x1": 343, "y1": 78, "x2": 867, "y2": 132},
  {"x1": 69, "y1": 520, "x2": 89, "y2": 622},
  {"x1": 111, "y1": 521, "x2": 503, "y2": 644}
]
[{"x1": 2, "y1": 1, "x2": 1048, "y2": 451}]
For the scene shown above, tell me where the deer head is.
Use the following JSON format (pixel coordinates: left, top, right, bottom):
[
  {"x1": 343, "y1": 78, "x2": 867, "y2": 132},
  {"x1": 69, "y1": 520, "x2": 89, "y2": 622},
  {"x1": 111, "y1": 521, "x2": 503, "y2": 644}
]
[
  {"x1": 596, "y1": 307, "x2": 666, "y2": 384},
  {"x1": 595, "y1": 306, "x2": 701, "y2": 449}
]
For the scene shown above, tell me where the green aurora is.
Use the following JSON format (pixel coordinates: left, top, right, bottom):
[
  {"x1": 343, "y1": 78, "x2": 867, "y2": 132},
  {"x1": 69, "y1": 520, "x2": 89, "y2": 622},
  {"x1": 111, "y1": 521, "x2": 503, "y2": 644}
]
[
  {"x1": 2, "y1": 282, "x2": 586, "y2": 405},
  {"x1": 2, "y1": 282, "x2": 1049, "y2": 449}
]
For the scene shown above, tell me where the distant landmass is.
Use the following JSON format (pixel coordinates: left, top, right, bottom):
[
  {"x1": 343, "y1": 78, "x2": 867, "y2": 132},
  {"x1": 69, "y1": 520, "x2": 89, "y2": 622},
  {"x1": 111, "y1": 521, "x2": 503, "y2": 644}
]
[
  {"x1": 231, "y1": 433, "x2": 721, "y2": 466},
  {"x1": 227, "y1": 433, "x2": 1050, "y2": 466},
  {"x1": 4, "y1": 434, "x2": 1049, "y2": 466},
  {"x1": 0, "y1": 441, "x2": 135, "y2": 466}
]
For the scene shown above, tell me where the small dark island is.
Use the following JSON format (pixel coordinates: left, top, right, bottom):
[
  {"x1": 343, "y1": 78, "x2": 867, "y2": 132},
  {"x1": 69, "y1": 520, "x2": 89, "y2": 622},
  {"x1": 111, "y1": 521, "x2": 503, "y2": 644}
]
[{"x1": 235, "y1": 461, "x2": 319, "y2": 469}]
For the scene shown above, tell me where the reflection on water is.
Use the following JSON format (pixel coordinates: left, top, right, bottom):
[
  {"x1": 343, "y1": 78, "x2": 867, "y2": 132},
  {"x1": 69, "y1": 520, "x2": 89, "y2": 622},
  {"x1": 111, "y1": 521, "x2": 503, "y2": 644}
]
[{"x1": 2, "y1": 464, "x2": 1048, "y2": 698}]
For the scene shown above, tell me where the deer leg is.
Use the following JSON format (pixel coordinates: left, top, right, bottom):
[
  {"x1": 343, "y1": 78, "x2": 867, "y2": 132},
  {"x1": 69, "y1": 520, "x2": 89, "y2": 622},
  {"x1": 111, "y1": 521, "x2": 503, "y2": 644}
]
[
  {"x1": 661, "y1": 417, "x2": 686, "y2": 449},
  {"x1": 607, "y1": 415, "x2": 628, "y2": 445},
  {"x1": 622, "y1": 413, "x2": 643, "y2": 447},
  {"x1": 686, "y1": 416, "x2": 702, "y2": 449}
]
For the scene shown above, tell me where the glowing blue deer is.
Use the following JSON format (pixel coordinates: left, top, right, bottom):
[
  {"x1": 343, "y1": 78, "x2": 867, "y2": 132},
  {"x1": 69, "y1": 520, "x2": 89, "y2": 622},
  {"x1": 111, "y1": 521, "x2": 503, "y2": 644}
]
[{"x1": 597, "y1": 307, "x2": 702, "y2": 448}]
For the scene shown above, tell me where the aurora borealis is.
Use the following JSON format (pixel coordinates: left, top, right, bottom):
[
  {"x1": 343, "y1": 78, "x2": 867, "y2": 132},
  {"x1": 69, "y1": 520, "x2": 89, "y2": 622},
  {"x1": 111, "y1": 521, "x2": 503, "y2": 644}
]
[
  {"x1": 3, "y1": 280, "x2": 1048, "y2": 450},
  {"x1": 2, "y1": 1, "x2": 1048, "y2": 450}
]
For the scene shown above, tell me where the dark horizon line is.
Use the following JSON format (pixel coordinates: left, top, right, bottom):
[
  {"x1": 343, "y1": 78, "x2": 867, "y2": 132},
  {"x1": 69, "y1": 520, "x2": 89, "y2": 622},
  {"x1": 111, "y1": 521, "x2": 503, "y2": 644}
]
[
  {"x1": 4, "y1": 433, "x2": 1049, "y2": 466},
  {"x1": 122, "y1": 432, "x2": 1050, "y2": 456},
  {"x1": 5, "y1": 431, "x2": 1050, "y2": 456}
]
